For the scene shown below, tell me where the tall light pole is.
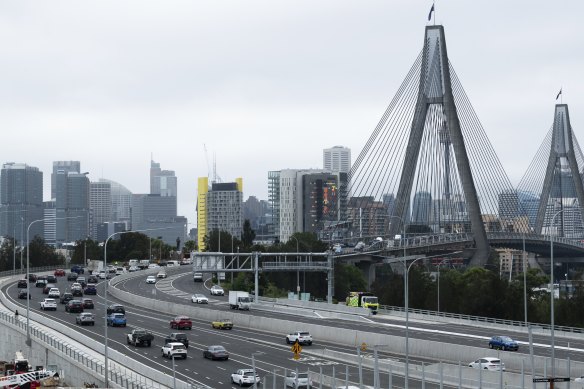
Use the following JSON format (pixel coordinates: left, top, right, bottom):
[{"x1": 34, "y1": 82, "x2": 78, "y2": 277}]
[
  {"x1": 523, "y1": 233, "x2": 528, "y2": 329},
  {"x1": 549, "y1": 208, "x2": 569, "y2": 379},
  {"x1": 251, "y1": 351, "x2": 264, "y2": 389},
  {"x1": 103, "y1": 227, "x2": 172, "y2": 388},
  {"x1": 289, "y1": 235, "x2": 300, "y2": 300},
  {"x1": 389, "y1": 215, "x2": 407, "y2": 388},
  {"x1": 405, "y1": 251, "x2": 460, "y2": 389}
]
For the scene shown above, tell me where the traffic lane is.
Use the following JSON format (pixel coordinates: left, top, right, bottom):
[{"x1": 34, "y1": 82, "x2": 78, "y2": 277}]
[{"x1": 143, "y1": 269, "x2": 584, "y2": 363}]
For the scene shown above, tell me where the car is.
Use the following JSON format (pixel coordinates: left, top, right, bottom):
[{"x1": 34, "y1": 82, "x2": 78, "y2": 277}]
[
  {"x1": 84, "y1": 284, "x2": 97, "y2": 295},
  {"x1": 170, "y1": 316, "x2": 192, "y2": 330},
  {"x1": 40, "y1": 298, "x2": 57, "y2": 311},
  {"x1": 28, "y1": 273, "x2": 38, "y2": 282},
  {"x1": 286, "y1": 331, "x2": 313, "y2": 345},
  {"x1": 76, "y1": 276, "x2": 87, "y2": 287},
  {"x1": 127, "y1": 329, "x2": 154, "y2": 347},
  {"x1": 211, "y1": 319, "x2": 233, "y2": 330},
  {"x1": 76, "y1": 312, "x2": 95, "y2": 326},
  {"x1": 60, "y1": 292, "x2": 74, "y2": 304},
  {"x1": 46, "y1": 275, "x2": 57, "y2": 283},
  {"x1": 65, "y1": 300, "x2": 84, "y2": 313},
  {"x1": 488, "y1": 336, "x2": 519, "y2": 351},
  {"x1": 575, "y1": 375, "x2": 584, "y2": 382},
  {"x1": 48, "y1": 288, "x2": 60, "y2": 298},
  {"x1": 285, "y1": 372, "x2": 312, "y2": 388},
  {"x1": 71, "y1": 282, "x2": 82, "y2": 289},
  {"x1": 210, "y1": 285, "x2": 224, "y2": 296},
  {"x1": 98, "y1": 271, "x2": 107, "y2": 279},
  {"x1": 35, "y1": 279, "x2": 47, "y2": 288},
  {"x1": 128, "y1": 265, "x2": 140, "y2": 272},
  {"x1": 18, "y1": 289, "x2": 31, "y2": 299},
  {"x1": 468, "y1": 357, "x2": 505, "y2": 371},
  {"x1": 231, "y1": 369, "x2": 260, "y2": 387},
  {"x1": 71, "y1": 287, "x2": 83, "y2": 297},
  {"x1": 191, "y1": 294, "x2": 208, "y2": 304},
  {"x1": 107, "y1": 313, "x2": 127, "y2": 327},
  {"x1": 115, "y1": 267, "x2": 125, "y2": 276},
  {"x1": 71, "y1": 265, "x2": 84, "y2": 274},
  {"x1": 148, "y1": 263, "x2": 160, "y2": 269},
  {"x1": 156, "y1": 270, "x2": 167, "y2": 279},
  {"x1": 162, "y1": 342, "x2": 187, "y2": 359},
  {"x1": 54, "y1": 269, "x2": 66, "y2": 277},
  {"x1": 107, "y1": 304, "x2": 125, "y2": 315},
  {"x1": 146, "y1": 276, "x2": 156, "y2": 284},
  {"x1": 193, "y1": 272, "x2": 203, "y2": 282},
  {"x1": 43, "y1": 283, "x2": 55, "y2": 294},
  {"x1": 87, "y1": 275, "x2": 99, "y2": 284},
  {"x1": 165, "y1": 333, "x2": 189, "y2": 348},
  {"x1": 17, "y1": 279, "x2": 28, "y2": 288},
  {"x1": 203, "y1": 345, "x2": 229, "y2": 361},
  {"x1": 81, "y1": 298, "x2": 94, "y2": 309},
  {"x1": 67, "y1": 272, "x2": 78, "y2": 281}
]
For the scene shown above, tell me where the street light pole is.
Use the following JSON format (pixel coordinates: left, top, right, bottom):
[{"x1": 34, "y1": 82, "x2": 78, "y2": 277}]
[
  {"x1": 251, "y1": 351, "x2": 263, "y2": 389},
  {"x1": 389, "y1": 215, "x2": 407, "y2": 388},
  {"x1": 290, "y1": 235, "x2": 300, "y2": 300},
  {"x1": 549, "y1": 209, "x2": 567, "y2": 379},
  {"x1": 523, "y1": 233, "x2": 528, "y2": 329}
]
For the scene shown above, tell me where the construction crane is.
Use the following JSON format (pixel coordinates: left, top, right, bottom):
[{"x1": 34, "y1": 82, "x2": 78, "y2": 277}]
[{"x1": 0, "y1": 370, "x2": 57, "y2": 388}]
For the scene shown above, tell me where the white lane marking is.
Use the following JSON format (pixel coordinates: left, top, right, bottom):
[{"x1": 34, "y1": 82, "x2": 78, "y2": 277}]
[{"x1": 216, "y1": 366, "x2": 226, "y2": 371}]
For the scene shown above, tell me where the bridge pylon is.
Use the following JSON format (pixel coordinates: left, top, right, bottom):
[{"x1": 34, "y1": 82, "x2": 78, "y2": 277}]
[{"x1": 520, "y1": 104, "x2": 584, "y2": 238}]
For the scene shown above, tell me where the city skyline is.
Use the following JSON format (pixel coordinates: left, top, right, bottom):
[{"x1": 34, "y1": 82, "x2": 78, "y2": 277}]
[{"x1": 0, "y1": 2, "x2": 583, "y2": 221}]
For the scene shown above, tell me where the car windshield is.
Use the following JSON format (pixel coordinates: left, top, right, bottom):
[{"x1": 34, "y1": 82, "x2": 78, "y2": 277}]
[
  {"x1": 174, "y1": 334, "x2": 186, "y2": 339},
  {"x1": 243, "y1": 372, "x2": 256, "y2": 377},
  {"x1": 500, "y1": 336, "x2": 513, "y2": 342},
  {"x1": 212, "y1": 346, "x2": 226, "y2": 351},
  {"x1": 113, "y1": 314, "x2": 124, "y2": 318},
  {"x1": 300, "y1": 332, "x2": 310, "y2": 336},
  {"x1": 297, "y1": 373, "x2": 308, "y2": 379}
]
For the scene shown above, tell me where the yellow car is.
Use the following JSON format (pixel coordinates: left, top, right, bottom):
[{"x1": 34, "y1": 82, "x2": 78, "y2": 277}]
[{"x1": 211, "y1": 319, "x2": 233, "y2": 330}]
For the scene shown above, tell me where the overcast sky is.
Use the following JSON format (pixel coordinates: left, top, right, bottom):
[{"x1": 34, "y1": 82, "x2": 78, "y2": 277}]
[{"x1": 1, "y1": 1, "x2": 583, "y2": 224}]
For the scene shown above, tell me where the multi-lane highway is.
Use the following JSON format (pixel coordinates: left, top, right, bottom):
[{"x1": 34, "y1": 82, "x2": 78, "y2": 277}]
[{"x1": 4, "y1": 266, "x2": 584, "y2": 388}]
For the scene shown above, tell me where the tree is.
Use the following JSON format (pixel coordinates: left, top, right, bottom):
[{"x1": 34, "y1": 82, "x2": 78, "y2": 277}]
[
  {"x1": 241, "y1": 220, "x2": 256, "y2": 249},
  {"x1": 333, "y1": 264, "x2": 367, "y2": 301},
  {"x1": 26, "y1": 236, "x2": 65, "y2": 267},
  {"x1": 183, "y1": 240, "x2": 197, "y2": 254},
  {"x1": 203, "y1": 230, "x2": 241, "y2": 253},
  {"x1": 70, "y1": 238, "x2": 101, "y2": 264}
]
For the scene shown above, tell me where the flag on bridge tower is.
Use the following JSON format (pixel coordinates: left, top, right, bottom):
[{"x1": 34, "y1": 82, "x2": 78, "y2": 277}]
[
  {"x1": 428, "y1": 3, "x2": 435, "y2": 21},
  {"x1": 556, "y1": 88, "x2": 562, "y2": 100}
]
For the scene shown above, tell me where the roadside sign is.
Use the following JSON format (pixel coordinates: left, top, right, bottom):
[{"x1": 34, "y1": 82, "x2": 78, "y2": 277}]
[
  {"x1": 291, "y1": 341, "x2": 302, "y2": 354},
  {"x1": 360, "y1": 342, "x2": 367, "y2": 352},
  {"x1": 293, "y1": 353, "x2": 300, "y2": 360}
]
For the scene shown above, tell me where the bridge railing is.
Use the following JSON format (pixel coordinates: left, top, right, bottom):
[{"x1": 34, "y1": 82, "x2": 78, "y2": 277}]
[{"x1": 381, "y1": 304, "x2": 584, "y2": 334}]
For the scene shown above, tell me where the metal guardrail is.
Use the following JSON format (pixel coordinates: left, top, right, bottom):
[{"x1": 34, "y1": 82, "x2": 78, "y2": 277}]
[{"x1": 380, "y1": 304, "x2": 584, "y2": 334}]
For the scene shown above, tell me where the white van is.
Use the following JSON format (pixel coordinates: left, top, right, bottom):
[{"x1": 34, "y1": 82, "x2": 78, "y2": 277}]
[
  {"x1": 167, "y1": 260, "x2": 180, "y2": 267},
  {"x1": 193, "y1": 272, "x2": 203, "y2": 282}
]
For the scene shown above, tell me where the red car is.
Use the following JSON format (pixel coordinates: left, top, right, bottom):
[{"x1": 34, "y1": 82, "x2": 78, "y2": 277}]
[
  {"x1": 170, "y1": 316, "x2": 192, "y2": 330},
  {"x1": 54, "y1": 269, "x2": 66, "y2": 277}
]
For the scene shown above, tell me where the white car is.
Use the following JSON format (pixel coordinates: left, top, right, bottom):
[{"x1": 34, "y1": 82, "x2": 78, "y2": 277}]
[
  {"x1": 48, "y1": 288, "x2": 60, "y2": 298},
  {"x1": 231, "y1": 369, "x2": 260, "y2": 387},
  {"x1": 286, "y1": 331, "x2": 313, "y2": 345},
  {"x1": 40, "y1": 298, "x2": 57, "y2": 311},
  {"x1": 98, "y1": 271, "x2": 107, "y2": 279},
  {"x1": 210, "y1": 285, "x2": 224, "y2": 296},
  {"x1": 191, "y1": 294, "x2": 208, "y2": 304},
  {"x1": 285, "y1": 371, "x2": 312, "y2": 388},
  {"x1": 157, "y1": 270, "x2": 167, "y2": 279},
  {"x1": 146, "y1": 276, "x2": 156, "y2": 284},
  {"x1": 148, "y1": 263, "x2": 160, "y2": 269},
  {"x1": 575, "y1": 375, "x2": 584, "y2": 382},
  {"x1": 469, "y1": 357, "x2": 505, "y2": 371},
  {"x1": 71, "y1": 282, "x2": 82, "y2": 289},
  {"x1": 128, "y1": 266, "x2": 140, "y2": 272}
]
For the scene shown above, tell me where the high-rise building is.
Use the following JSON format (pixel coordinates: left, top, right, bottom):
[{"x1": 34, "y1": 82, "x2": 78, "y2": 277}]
[
  {"x1": 99, "y1": 178, "x2": 132, "y2": 228},
  {"x1": 323, "y1": 146, "x2": 351, "y2": 174},
  {"x1": 131, "y1": 194, "x2": 186, "y2": 246},
  {"x1": 150, "y1": 159, "x2": 177, "y2": 197},
  {"x1": 0, "y1": 163, "x2": 44, "y2": 244},
  {"x1": 51, "y1": 161, "x2": 80, "y2": 200},
  {"x1": 90, "y1": 181, "x2": 112, "y2": 239},
  {"x1": 55, "y1": 169, "x2": 90, "y2": 245},
  {"x1": 412, "y1": 191, "x2": 432, "y2": 225},
  {"x1": 43, "y1": 200, "x2": 56, "y2": 245},
  {"x1": 197, "y1": 178, "x2": 243, "y2": 251}
]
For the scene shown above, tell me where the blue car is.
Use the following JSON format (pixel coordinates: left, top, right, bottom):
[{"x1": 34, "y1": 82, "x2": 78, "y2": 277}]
[
  {"x1": 107, "y1": 313, "x2": 127, "y2": 327},
  {"x1": 488, "y1": 336, "x2": 518, "y2": 351}
]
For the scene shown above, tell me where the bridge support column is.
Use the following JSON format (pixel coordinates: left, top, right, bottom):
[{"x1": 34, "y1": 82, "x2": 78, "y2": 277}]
[{"x1": 355, "y1": 261, "x2": 376, "y2": 290}]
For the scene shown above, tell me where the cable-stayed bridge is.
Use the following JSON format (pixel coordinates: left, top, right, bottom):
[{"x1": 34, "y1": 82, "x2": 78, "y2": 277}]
[{"x1": 324, "y1": 24, "x2": 584, "y2": 264}]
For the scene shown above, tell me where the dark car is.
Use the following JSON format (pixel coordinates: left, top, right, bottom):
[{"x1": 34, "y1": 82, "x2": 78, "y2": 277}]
[
  {"x1": 81, "y1": 298, "x2": 94, "y2": 309},
  {"x1": 84, "y1": 284, "x2": 97, "y2": 295},
  {"x1": 28, "y1": 273, "x2": 38, "y2": 282},
  {"x1": 60, "y1": 292, "x2": 74, "y2": 304},
  {"x1": 46, "y1": 275, "x2": 57, "y2": 283},
  {"x1": 170, "y1": 316, "x2": 192, "y2": 330},
  {"x1": 43, "y1": 283, "x2": 56, "y2": 294},
  {"x1": 71, "y1": 288, "x2": 83, "y2": 297},
  {"x1": 65, "y1": 300, "x2": 84, "y2": 313},
  {"x1": 203, "y1": 345, "x2": 229, "y2": 361},
  {"x1": 35, "y1": 279, "x2": 47, "y2": 288},
  {"x1": 87, "y1": 275, "x2": 98, "y2": 284},
  {"x1": 165, "y1": 332, "x2": 189, "y2": 348},
  {"x1": 71, "y1": 265, "x2": 84, "y2": 274},
  {"x1": 17, "y1": 279, "x2": 27, "y2": 288},
  {"x1": 107, "y1": 304, "x2": 125, "y2": 315},
  {"x1": 488, "y1": 336, "x2": 519, "y2": 351},
  {"x1": 67, "y1": 273, "x2": 78, "y2": 281},
  {"x1": 18, "y1": 289, "x2": 31, "y2": 299}
]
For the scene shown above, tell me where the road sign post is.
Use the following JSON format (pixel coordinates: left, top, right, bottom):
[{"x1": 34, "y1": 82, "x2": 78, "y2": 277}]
[{"x1": 291, "y1": 340, "x2": 302, "y2": 360}]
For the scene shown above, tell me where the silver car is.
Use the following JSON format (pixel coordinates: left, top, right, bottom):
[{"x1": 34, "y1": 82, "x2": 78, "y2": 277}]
[{"x1": 76, "y1": 312, "x2": 95, "y2": 326}]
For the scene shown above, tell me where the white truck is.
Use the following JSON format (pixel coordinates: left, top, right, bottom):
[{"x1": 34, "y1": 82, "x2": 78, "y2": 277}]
[
  {"x1": 229, "y1": 291, "x2": 252, "y2": 310},
  {"x1": 87, "y1": 260, "x2": 104, "y2": 275}
]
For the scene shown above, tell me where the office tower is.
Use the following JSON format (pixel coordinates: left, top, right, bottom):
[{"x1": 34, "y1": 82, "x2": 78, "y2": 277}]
[
  {"x1": 55, "y1": 169, "x2": 90, "y2": 245},
  {"x1": 0, "y1": 163, "x2": 43, "y2": 244},
  {"x1": 51, "y1": 161, "x2": 80, "y2": 200},
  {"x1": 43, "y1": 200, "x2": 56, "y2": 245},
  {"x1": 150, "y1": 159, "x2": 177, "y2": 197},
  {"x1": 131, "y1": 194, "x2": 186, "y2": 246},
  {"x1": 412, "y1": 191, "x2": 432, "y2": 225},
  {"x1": 268, "y1": 171, "x2": 281, "y2": 242},
  {"x1": 197, "y1": 178, "x2": 243, "y2": 251},
  {"x1": 99, "y1": 178, "x2": 132, "y2": 228},
  {"x1": 323, "y1": 146, "x2": 351, "y2": 174},
  {"x1": 90, "y1": 181, "x2": 112, "y2": 239}
]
